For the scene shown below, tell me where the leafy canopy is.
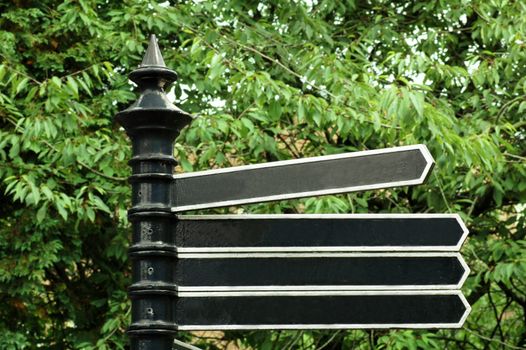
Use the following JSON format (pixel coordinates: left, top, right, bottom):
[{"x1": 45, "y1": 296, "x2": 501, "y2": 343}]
[{"x1": 0, "y1": 0, "x2": 525, "y2": 349}]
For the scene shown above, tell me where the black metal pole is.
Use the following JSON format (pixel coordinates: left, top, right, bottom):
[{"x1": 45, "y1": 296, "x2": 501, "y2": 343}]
[{"x1": 116, "y1": 35, "x2": 192, "y2": 350}]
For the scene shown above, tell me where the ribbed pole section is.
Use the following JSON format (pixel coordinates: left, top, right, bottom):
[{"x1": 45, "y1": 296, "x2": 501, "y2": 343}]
[{"x1": 115, "y1": 35, "x2": 192, "y2": 350}]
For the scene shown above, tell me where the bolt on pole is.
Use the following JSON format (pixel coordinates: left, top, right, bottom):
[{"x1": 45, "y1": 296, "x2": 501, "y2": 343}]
[{"x1": 115, "y1": 34, "x2": 193, "y2": 350}]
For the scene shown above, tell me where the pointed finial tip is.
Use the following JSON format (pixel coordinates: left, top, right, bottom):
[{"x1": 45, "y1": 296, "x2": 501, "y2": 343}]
[
  {"x1": 140, "y1": 34, "x2": 166, "y2": 68},
  {"x1": 129, "y1": 34, "x2": 178, "y2": 86}
]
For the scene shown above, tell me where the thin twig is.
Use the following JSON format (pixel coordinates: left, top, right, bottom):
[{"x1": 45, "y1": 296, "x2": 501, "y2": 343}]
[
  {"x1": 5, "y1": 118, "x2": 126, "y2": 182},
  {"x1": 184, "y1": 25, "x2": 400, "y2": 130},
  {"x1": 237, "y1": 102, "x2": 256, "y2": 119},
  {"x1": 368, "y1": 330, "x2": 375, "y2": 350},
  {"x1": 0, "y1": 59, "x2": 42, "y2": 85},
  {"x1": 41, "y1": 140, "x2": 127, "y2": 182},
  {"x1": 503, "y1": 152, "x2": 526, "y2": 161},
  {"x1": 284, "y1": 331, "x2": 304, "y2": 350},
  {"x1": 68, "y1": 62, "x2": 105, "y2": 79},
  {"x1": 487, "y1": 291, "x2": 505, "y2": 342},
  {"x1": 495, "y1": 95, "x2": 526, "y2": 124},
  {"x1": 433, "y1": 172, "x2": 452, "y2": 212},
  {"x1": 467, "y1": 197, "x2": 478, "y2": 218},
  {"x1": 271, "y1": 330, "x2": 282, "y2": 350},
  {"x1": 464, "y1": 328, "x2": 526, "y2": 350},
  {"x1": 0, "y1": 55, "x2": 103, "y2": 84},
  {"x1": 221, "y1": 34, "x2": 336, "y2": 99},
  {"x1": 277, "y1": 134, "x2": 301, "y2": 158},
  {"x1": 316, "y1": 331, "x2": 343, "y2": 350},
  {"x1": 227, "y1": 37, "x2": 401, "y2": 130},
  {"x1": 432, "y1": 335, "x2": 481, "y2": 349}
]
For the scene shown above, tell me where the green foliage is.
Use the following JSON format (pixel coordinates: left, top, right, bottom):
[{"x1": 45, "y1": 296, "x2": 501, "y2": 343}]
[{"x1": 1, "y1": 0, "x2": 525, "y2": 349}]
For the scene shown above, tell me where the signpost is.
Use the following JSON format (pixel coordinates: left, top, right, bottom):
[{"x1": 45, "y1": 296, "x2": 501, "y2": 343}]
[{"x1": 116, "y1": 35, "x2": 471, "y2": 350}]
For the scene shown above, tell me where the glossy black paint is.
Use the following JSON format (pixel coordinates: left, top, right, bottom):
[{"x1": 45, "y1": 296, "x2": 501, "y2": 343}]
[
  {"x1": 174, "y1": 255, "x2": 466, "y2": 288},
  {"x1": 172, "y1": 147, "x2": 431, "y2": 210},
  {"x1": 175, "y1": 216, "x2": 465, "y2": 249},
  {"x1": 175, "y1": 293, "x2": 468, "y2": 328},
  {"x1": 115, "y1": 35, "x2": 192, "y2": 350}
]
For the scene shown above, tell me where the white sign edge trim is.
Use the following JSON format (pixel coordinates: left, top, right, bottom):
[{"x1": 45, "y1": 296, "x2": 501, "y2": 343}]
[
  {"x1": 171, "y1": 145, "x2": 435, "y2": 211},
  {"x1": 178, "y1": 285, "x2": 460, "y2": 292},
  {"x1": 178, "y1": 246, "x2": 459, "y2": 253},
  {"x1": 178, "y1": 323, "x2": 462, "y2": 330},
  {"x1": 173, "y1": 144, "x2": 433, "y2": 179},
  {"x1": 177, "y1": 251, "x2": 463, "y2": 258},
  {"x1": 175, "y1": 252, "x2": 470, "y2": 290},
  {"x1": 172, "y1": 178, "x2": 424, "y2": 212},
  {"x1": 178, "y1": 289, "x2": 465, "y2": 297},
  {"x1": 176, "y1": 290, "x2": 471, "y2": 330},
  {"x1": 176, "y1": 213, "x2": 469, "y2": 252}
]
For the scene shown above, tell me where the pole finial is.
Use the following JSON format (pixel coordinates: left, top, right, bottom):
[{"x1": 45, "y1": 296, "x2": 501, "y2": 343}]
[
  {"x1": 116, "y1": 34, "x2": 193, "y2": 131},
  {"x1": 141, "y1": 34, "x2": 167, "y2": 68},
  {"x1": 129, "y1": 34, "x2": 177, "y2": 86}
]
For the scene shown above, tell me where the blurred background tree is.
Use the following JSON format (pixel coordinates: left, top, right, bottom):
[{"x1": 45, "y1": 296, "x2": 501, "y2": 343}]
[{"x1": 0, "y1": 0, "x2": 525, "y2": 349}]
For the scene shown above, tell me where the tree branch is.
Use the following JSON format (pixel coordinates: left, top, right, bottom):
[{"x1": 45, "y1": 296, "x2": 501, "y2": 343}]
[{"x1": 464, "y1": 328, "x2": 525, "y2": 350}]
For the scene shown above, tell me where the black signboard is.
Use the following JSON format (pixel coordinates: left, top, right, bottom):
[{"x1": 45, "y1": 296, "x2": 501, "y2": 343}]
[
  {"x1": 172, "y1": 145, "x2": 434, "y2": 211},
  {"x1": 173, "y1": 291, "x2": 471, "y2": 330},
  {"x1": 175, "y1": 214, "x2": 468, "y2": 252},
  {"x1": 170, "y1": 253, "x2": 469, "y2": 291}
]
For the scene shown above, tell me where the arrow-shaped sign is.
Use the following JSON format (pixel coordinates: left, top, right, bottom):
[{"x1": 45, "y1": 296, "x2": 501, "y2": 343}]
[
  {"x1": 174, "y1": 214, "x2": 468, "y2": 252},
  {"x1": 135, "y1": 252, "x2": 468, "y2": 292},
  {"x1": 172, "y1": 144, "x2": 434, "y2": 211},
  {"x1": 170, "y1": 291, "x2": 471, "y2": 330}
]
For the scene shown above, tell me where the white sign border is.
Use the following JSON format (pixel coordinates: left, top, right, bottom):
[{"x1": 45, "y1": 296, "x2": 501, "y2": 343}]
[
  {"x1": 172, "y1": 144, "x2": 434, "y2": 211},
  {"x1": 176, "y1": 290, "x2": 471, "y2": 330},
  {"x1": 176, "y1": 213, "x2": 469, "y2": 252}
]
